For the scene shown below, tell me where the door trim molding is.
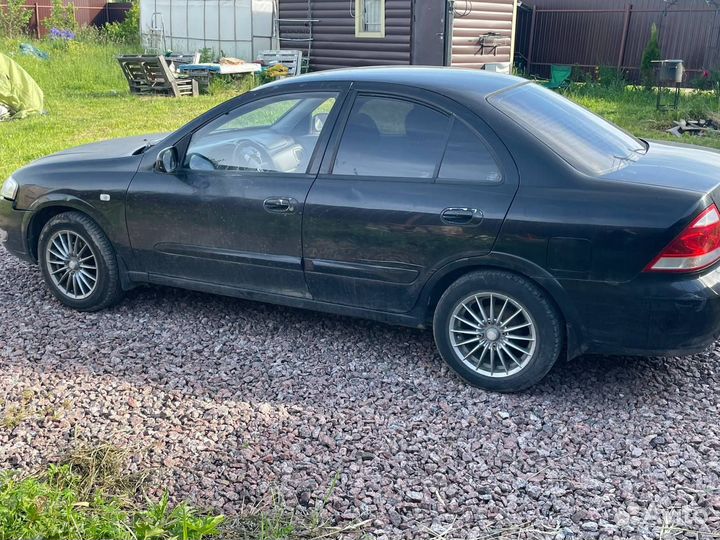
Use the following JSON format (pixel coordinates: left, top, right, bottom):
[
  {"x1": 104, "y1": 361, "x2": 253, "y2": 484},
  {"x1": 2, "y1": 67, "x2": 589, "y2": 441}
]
[
  {"x1": 304, "y1": 258, "x2": 421, "y2": 284},
  {"x1": 154, "y1": 242, "x2": 301, "y2": 270}
]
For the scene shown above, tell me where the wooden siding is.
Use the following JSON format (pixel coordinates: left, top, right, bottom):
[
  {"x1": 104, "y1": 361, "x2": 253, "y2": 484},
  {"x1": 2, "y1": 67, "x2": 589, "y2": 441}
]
[
  {"x1": 450, "y1": 0, "x2": 515, "y2": 69},
  {"x1": 278, "y1": 0, "x2": 412, "y2": 71}
]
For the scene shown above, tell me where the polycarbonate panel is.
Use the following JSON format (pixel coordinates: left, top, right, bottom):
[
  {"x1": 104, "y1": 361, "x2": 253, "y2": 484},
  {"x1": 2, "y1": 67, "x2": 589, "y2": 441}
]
[
  {"x1": 140, "y1": 0, "x2": 271, "y2": 58},
  {"x1": 252, "y1": 0, "x2": 275, "y2": 39}
]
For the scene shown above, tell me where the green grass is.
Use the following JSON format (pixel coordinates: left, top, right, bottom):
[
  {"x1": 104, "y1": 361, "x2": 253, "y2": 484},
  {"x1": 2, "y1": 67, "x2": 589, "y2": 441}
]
[
  {"x1": 0, "y1": 444, "x2": 367, "y2": 540},
  {"x1": 0, "y1": 38, "x2": 236, "y2": 180},
  {"x1": 565, "y1": 83, "x2": 720, "y2": 151},
  {"x1": 3, "y1": 39, "x2": 720, "y2": 182},
  {"x1": 0, "y1": 445, "x2": 224, "y2": 540}
]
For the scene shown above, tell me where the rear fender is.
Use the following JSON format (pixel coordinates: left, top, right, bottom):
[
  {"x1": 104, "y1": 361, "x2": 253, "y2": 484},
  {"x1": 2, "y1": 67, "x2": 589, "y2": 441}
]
[{"x1": 419, "y1": 252, "x2": 587, "y2": 359}]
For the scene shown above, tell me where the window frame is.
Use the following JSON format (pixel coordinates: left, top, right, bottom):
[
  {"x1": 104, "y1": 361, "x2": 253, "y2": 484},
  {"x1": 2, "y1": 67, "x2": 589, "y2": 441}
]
[
  {"x1": 327, "y1": 92, "x2": 453, "y2": 183},
  {"x1": 325, "y1": 91, "x2": 506, "y2": 185},
  {"x1": 179, "y1": 90, "x2": 343, "y2": 178},
  {"x1": 435, "y1": 116, "x2": 504, "y2": 186},
  {"x1": 355, "y1": 0, "x2": 386, "y2": 38}
]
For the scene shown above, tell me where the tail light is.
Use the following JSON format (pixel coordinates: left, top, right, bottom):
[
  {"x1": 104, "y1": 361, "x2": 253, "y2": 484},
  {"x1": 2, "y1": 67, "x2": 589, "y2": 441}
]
[{"x1": 645, "y1": 204, "x2": 720, "y2": 273}]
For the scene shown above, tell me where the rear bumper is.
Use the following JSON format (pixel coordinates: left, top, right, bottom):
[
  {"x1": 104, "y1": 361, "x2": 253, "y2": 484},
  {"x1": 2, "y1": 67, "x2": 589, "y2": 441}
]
[
  {"x1": 0, "y1": 198, "x2": 31, "y2": 262},
  {"x1": 565, "y1": 266, "x2": 720, "y2": 357},
  {"x1": 645, "y1": 268, "x2": 720, "y2": 354}
]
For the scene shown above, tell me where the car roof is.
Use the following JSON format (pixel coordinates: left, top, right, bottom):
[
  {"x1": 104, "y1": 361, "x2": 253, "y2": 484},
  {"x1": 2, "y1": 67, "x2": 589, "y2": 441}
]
[{"x1": 266, "y1": 66, "x2": 525, "y2": 99}]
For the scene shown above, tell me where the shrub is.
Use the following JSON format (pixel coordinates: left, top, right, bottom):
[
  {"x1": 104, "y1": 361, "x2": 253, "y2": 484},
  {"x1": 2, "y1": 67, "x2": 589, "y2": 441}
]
[
  {"x1": 104, "y1": 0, "x2": 140, "y2": 46},
  {"x1": 693, "y1": 69, "x2": 720, "y2": 101},
  {"x1": 0, "y1": 0, "x2": 32, "y2": 38},
  {"x1": 44, "y1": 0, "x2": 78, "y2": 34},
  {"x1": 597, "y1": 66, "x2": 627, "y2": 89},
  {"x1": 571, "y1": 65, "x2": 593, "y2": 84},
  {"x1": 641, "y1": 23, "x2": 661, "y2": 89},
  {"x1": 199, "y1": 47, "x2": 215, "y2": 62}
]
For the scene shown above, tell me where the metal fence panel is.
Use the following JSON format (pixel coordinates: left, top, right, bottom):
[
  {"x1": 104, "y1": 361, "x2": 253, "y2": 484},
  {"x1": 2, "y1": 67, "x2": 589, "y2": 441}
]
[
  {"x1": 0, "y1": 0, "x2": 131, "y2": 38},
  {"x1": 523, "y1": 0, "x2": 720, "y2": 83}
]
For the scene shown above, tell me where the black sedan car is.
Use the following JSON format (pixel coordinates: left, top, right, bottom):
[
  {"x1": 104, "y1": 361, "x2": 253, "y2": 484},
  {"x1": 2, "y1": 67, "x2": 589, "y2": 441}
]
[{"x1": 3, "y1": 67, "x2": 720, "y2": 392}]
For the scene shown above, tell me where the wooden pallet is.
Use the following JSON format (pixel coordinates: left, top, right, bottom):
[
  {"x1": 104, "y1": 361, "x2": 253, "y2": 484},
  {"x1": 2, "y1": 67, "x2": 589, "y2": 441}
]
[{"x1": 117, "y1": 55, "x2": 199, "y2": 98}]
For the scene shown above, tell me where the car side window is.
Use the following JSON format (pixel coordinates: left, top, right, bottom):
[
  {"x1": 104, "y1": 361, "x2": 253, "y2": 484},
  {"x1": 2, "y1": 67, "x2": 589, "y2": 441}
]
[
  {"x1": 184, "y1": 92, "x2": 338, "y2": 174},
  {"x1": 437, "y1": 119, "x2": 502, "y2": 184},
  {"x1": 332, "y1": 95, "x2": 450, "y2": 179}
]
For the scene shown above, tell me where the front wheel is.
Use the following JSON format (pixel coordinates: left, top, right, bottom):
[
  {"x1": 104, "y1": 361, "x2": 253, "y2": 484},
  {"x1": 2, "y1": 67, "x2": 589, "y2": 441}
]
[
  {"x1": 37, "y1": 211, "x2": 124, "y2": 311},
  {"x1": 433, "y1": 270, "x2": 563, "y2": 392}
]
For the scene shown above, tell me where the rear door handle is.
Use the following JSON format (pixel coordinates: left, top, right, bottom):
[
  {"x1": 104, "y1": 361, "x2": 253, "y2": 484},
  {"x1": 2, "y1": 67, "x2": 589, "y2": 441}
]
[
  {"x1": 263, "y1": 197, "x2": 297, "y2": 214},
  {"x1": 441, "y1": 207, "x2": 483, "y2": 225}
]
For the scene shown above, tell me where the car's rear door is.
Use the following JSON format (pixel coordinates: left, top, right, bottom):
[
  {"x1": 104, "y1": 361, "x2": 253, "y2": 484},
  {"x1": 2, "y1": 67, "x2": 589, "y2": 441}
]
[
  {"x1": 125, "y1": 84, "x2": 348, "y2": 298},
  {"x1": 302, "y1": 84, "x2": 519, "y2": 312}
]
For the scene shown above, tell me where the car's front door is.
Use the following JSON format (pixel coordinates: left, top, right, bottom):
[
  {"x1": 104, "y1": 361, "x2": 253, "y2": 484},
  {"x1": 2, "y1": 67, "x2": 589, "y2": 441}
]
[
  {"x1": 125, "y1": 87, "x2": 345, "y2": 298},
  {"x1": 302, "y1": 85, "x2": 519, "y2": 312}
]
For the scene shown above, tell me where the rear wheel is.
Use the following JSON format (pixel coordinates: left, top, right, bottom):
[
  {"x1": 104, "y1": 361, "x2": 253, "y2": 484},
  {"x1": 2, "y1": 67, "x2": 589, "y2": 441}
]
[
  {"x1": 433, "y1": 270, "x2": 562, "y2": 392},
  {"x1": 38, "y1": 212, "x2": 123, "y2": 311}
]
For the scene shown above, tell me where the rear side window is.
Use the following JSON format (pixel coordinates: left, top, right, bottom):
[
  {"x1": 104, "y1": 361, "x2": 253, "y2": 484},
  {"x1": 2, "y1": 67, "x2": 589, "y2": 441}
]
[
  {"x1": 438, "y1": 120, "x2": 502, "y2": 184},
  {"x1": 332, "y1": 96, "x2": 450, "y2": 178}
]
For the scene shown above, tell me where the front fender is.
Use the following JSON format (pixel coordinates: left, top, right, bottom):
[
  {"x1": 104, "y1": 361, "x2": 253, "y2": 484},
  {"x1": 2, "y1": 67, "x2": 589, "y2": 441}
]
[
  {"x1": 22, "y1": 192, "x2": 131, "y2": 265},
  {"x1": 25, "y1": 195, "x2": 114, "y2": 239}
]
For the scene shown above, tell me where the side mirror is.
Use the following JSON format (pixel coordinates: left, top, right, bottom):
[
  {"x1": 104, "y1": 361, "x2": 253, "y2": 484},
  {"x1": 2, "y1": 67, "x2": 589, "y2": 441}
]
[
  {"x1": 155, "y1": 147, "x2": 178, "y2": 173},
  {"x1": 311, "y1": 112, "x2": 329, "y2": 135}
]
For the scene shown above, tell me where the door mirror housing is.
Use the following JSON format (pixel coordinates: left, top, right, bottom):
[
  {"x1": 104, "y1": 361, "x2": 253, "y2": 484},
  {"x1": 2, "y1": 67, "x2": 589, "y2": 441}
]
[
  {"x1": 311, "y1": 112, "x2": 329, "y2": 135},
  {"x1": 155, "y1": 147, "x2": 178, "y2": 173}
]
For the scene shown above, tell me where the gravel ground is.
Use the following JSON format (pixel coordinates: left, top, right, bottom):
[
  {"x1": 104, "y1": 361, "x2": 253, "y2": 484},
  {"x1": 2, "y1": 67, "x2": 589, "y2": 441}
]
[{"x1": 2, "y1": 245, "x2": 720, "y2": 539}]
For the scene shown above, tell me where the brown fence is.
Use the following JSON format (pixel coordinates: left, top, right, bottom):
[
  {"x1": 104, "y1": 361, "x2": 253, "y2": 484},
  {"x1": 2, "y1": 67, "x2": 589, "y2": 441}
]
[
  {"x1": 518, "y1": 0, "x2": 720, "y2": 84},
  {"x1": 0, "y1": 0, "x2": 131, "y2": 38}
]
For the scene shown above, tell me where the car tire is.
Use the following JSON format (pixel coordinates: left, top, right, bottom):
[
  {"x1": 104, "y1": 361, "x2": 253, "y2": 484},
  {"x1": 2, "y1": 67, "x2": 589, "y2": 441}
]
[
  {"x1": 37, "y1": 211, "x2": 123, "y2": 311},
  {"x1": 433, "y1": 270, "x2": 562, "y2": 392}
]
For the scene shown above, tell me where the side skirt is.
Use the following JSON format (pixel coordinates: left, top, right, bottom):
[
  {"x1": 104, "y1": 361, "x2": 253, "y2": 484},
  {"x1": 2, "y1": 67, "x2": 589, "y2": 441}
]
[{"x1": 127, "y1": 271, "x2": 427, "y2": 329}]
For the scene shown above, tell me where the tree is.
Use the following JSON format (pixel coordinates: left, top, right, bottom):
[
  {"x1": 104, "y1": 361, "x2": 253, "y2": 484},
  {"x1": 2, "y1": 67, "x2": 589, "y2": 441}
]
[{"x1": 641, "y1": 23, "x2": 661, "y2": 90}]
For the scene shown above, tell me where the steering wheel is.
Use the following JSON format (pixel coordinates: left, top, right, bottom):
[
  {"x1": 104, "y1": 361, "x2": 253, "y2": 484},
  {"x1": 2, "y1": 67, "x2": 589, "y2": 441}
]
[{"x1": 231, "y1": 140, "x2": 274, "y2": 172}]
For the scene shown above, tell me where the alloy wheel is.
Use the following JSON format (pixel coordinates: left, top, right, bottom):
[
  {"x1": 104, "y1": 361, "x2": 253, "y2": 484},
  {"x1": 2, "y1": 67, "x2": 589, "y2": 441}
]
[
  {"x1": 448, "y1": 292, "x2": 537, "y2": 378},
  {"x1": 45, "y1": 230, "x2": 98, "y2": 300}
]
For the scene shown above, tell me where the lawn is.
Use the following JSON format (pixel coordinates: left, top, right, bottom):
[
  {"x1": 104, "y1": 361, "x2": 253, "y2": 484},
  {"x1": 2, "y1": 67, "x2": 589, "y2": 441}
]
[
  {"x1": 567, "y1": 83, "x2": 720, "y2": 151},
  {"x1": 0, "y1": 39, "x2": 235, "y2": 181},
  {"x1": 4, "y1": 39, "x2": 720, "y2": 183}
]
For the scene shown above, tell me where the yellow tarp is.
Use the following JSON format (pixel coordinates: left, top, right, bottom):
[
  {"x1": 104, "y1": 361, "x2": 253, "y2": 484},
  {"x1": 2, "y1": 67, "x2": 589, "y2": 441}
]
[{"x1": 0, "y1": 52, "x2": 44, "y2": 119}]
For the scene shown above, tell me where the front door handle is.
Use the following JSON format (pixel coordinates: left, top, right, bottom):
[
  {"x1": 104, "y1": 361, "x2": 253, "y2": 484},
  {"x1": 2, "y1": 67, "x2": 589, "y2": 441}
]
[
  {"x1": 263, "y1": 197, "x2": 297, "y2": 214},
  {"x1": 441, "y1": 207, "x2": 483, "y2": 225}
]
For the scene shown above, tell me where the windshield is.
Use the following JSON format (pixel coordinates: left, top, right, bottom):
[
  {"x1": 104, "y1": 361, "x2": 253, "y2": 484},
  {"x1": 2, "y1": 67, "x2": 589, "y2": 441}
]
[{"x1": 488, "y1": 83, "x2": 646, "y2": 175}]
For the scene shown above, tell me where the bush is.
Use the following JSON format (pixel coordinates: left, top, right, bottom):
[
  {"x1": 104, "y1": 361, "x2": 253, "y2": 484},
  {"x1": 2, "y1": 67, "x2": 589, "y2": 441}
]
[
  {"x1": 199, "y1": 47, "x2": 215, "y2": 63},
  {"x1": 571, "y1": 65, "x2": 593, "y2": 84},
  {"x1": 104, "y1": 0, "x2": 140, "y2": 46},
  {"x1": 693, "y1": 69, "x2": 720, "y2": 101},
  {"x1": 44, "y1": 0, "x2": 78, "y2": 34},
  {"x1": 597, "y1": 66, "x2": 627, "y2": 89},
  {"x1": 0, "y1": 0, "x2": 32, "y2": 38},
  {"x1": 641, "y1": 23, "x2": 661, "y2": 89}
]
